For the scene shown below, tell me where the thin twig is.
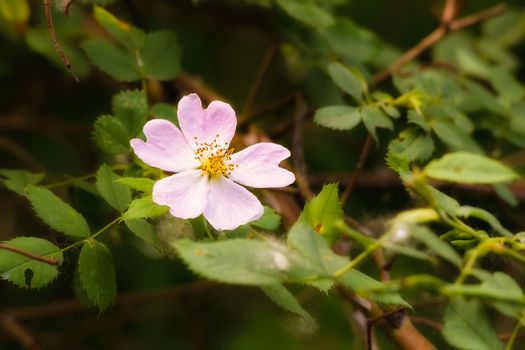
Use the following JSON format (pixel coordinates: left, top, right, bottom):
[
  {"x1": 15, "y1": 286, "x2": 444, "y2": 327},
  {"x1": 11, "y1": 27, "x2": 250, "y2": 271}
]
[
  {"x1": 292, "y1": 93, "x2": 314, "y2": 201},
  {"x1": 0, "y1": 243, "x2": 58, "y2": 266},
  {"x1": 340, "y1": 134, "x2": 373, "y2": 206},
  {"x1": 449, "y1": 3, "x2": 507, "y2": 31},
  {"x1": 1, "y1": 314, "x2": 41, "y2": 350},
  {"x1": 242, "y1": 39, "x2": 278, "y2": 121},
  {"x1": 373, "y1": 2, "x2": 507, "y2": 83},
  {"x1": 239, "y1": 93, "x2": 295, "y2": 128},
  {"x1": 43, "y1": 0, "x2": 78, "y2": 82}
]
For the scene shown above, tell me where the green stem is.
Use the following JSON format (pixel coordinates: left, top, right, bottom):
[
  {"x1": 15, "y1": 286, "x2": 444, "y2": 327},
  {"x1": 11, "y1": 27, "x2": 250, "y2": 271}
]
[
  {"x1": 333, "y1": 242, "x2": 380, "y2": 278},
  {"x1": 91, "y1": 216, "x2": 122, "y2": 240},
  {"x1": 201, "y1": 216, "x2": 215, "y2": 240},
  {"x1": 57, "y1": 216, "x2": 121, "y2": 254},
  {"x1": 334, "y1": 221, "x2": 374, "y2": 247},
  {"x1": 44, "y1": 164, "x2": 128, "y2": 190},
  {"x1": 505, "y1": 312, "x2": 525, "y2": 350},
  {"x1": 45, "y1": 173, "x2": 95, "y2": 189},
  {"x1": 454, "y1": 245, "x2": 484, "y2": 285},
  {"x1": 333, "y1": 230, "x2": 393, "y2": 278}
]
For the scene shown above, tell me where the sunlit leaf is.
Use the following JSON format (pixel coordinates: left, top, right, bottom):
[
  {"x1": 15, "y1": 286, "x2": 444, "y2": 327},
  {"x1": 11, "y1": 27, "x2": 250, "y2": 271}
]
[
  {"x1": 0, "y1": 237, "x2": 63, "y2": 288},
  {"x1": 26, "y1": 186, "x2": 90, "y2": 238},
  {"x1": 122, "y1": 196, "x2": 168, "y2": 220},
  {"x1": 313, "y1": 106, "x2": 361, "y2": 131},
  {"x1": 425, "y1": 152, "x2": 519, "y2": 184}
]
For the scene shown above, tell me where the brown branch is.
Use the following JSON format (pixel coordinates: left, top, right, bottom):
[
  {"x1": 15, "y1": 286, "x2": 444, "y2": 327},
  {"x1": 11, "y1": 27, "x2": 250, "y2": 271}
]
[
  {"x1": 449, "y1": 3, "x2": 507, "y2": 31},
  {"x1": 239, "y1": 93, "x2": 295, "y2": 128},
  {"x1": 373, "y1": 2, "x2": 507, "y2": 83},
  {"x1": 1, "y1": 314, "x2": 41, "y2": 350},
  {"x1": 242, "y1": 39, "x2": 278, "y2": 121},
  {"x1": 0, "y1": 243, "x2": 58, "y2": 266},
  {"x1": 292, "y1": 93, "x2": 314, "y2": 201},
  {"x1": 43, "y1": 0, "x2": 78, "y2": 82},
  {"x1": 341, "y1": 134, "x2": 374, "y2": 206},
  {"x1": 338, "y1": 286, "x2": 436, "y2": 350},
  {"x1": 175, "y1": 73, "x2": 226, "y2": 104},
  {"x1": 441, "y1": 0, "x2": 461, "y2": 24}
]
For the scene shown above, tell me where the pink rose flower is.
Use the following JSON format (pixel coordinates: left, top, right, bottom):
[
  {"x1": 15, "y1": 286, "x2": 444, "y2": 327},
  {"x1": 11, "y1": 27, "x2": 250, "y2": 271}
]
[{"x1": 130, "y1": 93, "x2": 295, "y2": 230}]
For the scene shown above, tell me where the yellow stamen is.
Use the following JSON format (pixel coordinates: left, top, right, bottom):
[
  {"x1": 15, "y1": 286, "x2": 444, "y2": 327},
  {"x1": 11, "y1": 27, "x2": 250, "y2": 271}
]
[{"x1": 194, "y1": 134, "x2": 238, "y2": 177}]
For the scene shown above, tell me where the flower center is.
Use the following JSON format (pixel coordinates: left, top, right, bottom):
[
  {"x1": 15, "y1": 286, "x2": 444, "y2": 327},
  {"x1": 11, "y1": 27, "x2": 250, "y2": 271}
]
[{"x1": 194, "y1": 134, "x2": 237, "y2": 177}]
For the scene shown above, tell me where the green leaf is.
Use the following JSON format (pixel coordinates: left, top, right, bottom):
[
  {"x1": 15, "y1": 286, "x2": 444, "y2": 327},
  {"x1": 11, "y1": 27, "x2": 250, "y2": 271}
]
[
  {"x1": 479, "y1": 272, "x2": 524, "y2": 319},
  {"x1": 276, "y1": 0, "x2": 334, "y2": 28},
  {"x1": 0, "y1": 169, "x2": 44, "y2": 195},
  {"x1": 488, "y1": 67, "x2": 523, "y2": 102},
  {"x1": 388, "y1": 129, "x2": 434, "y2": 162},
  {"x1": 96, "y1": 164, "x2": 131, "y2": 212},
  {"x1": 78, "y1": 240, "x2": 116, "y2": 311},
  {"x1": 82, "y1": 39, "x2": 141, "y2": 82},
  {"x1": 327, "y1": 62, "x2": 364, "y2": 101},
  {"x1": 385, "y1": 152, "x2": 411, "y2": 182},
  {"x1": 339, "y1": 269, "x2": 410, "y2": 308},
  {"x1": 313, "y1": 105, "x2": 361, "y2": 131},
  {"x1": 407, "y1": 110, "x2": 430, "y2": 132},
  {"x1": 251, "y1": 206, "x2": 281, "y2": 230},
  {"x1": 287, "y1": 222, "x2": 346, "y2": 292},
  {"x1": 261, "y1": 283, "x2": 315, "y2": 324},
  {"x1": 442, "y1": 298, "x2": 503, "y2": 350},
  {"x1": 427, "y1": 186, "x2": 460, "y2": 217},
  {"x1": 298, "y1": 183, "x2": 343, "y2": 241},
  {"x1": 70, "y1": 178, "x2": 100, "y2": 197},
  {"x1": 0, "y1": 237, "x2": 63, "y2": 288},
  {"x1": 425, "y1": 152, "x2": 519, "y2": 184},
  {"x1": 361, "y1": 105, "x2": 393, "y2": 142},
  {"x1": 0, "y1": 0, "x2": 29, "y2": 25},
  {"x1": 431, "y1": 119, "x2": 482, "y2": 154},
  {"x1": 140, "y1": 31, "x2": 181, "y2": 80},
  {"x1": 25, "y1": 186, "x2": 90, "y2": 238},
  {"x1": 287, "y1": 222, "x2": 337, "y2": 274},
  {"x1": 457, "y1": 206, "x2": 513, "y2": 237},
  {"x1": 173, "y1": 238, "x2": 322, "y2": 285},
  {"x1": 151, "y1": 103, "x2": 178, "y2": 126},
  {"x1": 93, "y1": 115, "x2": 130, "y2": 154},
  {"x1": 125, "y1": 218, "x2": 162, "y2": 248},
  {"x1": 112, "y1": 90, "x2": 148, "y2": 137},
  {"x1": 93, "y1": 6, "x2": 145, "y2": 50},
  {"x1": 493, "y1": 183, "x2": 518, "y2": 207},
  {"x1": 409, "y1": 225, "x2": 462, "y2": 267},
  {"x1": 116, "y1": 177, "x2": 154, "y2": 193},
  {"x1": 122, "y1": 196, "x2": 168, "y2": 220}
]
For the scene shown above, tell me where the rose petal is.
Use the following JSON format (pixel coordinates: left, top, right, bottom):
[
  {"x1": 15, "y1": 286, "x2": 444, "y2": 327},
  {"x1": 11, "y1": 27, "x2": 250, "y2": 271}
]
[
  {"x1": 228, "y1": 142, "x2": 295, "y2": 188},
  {"x1": 130, "y1": 119, "x2": 199, "y2": 172},
  {"x1": 152, "y1": 170, "x2": 209, "y2": 219},
  {"x1": 178, "y1": 93, "x2": 237, "y2": 148},
  {"x1": 203, "y1": 176, "x2": 264, "y2": 230}
]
